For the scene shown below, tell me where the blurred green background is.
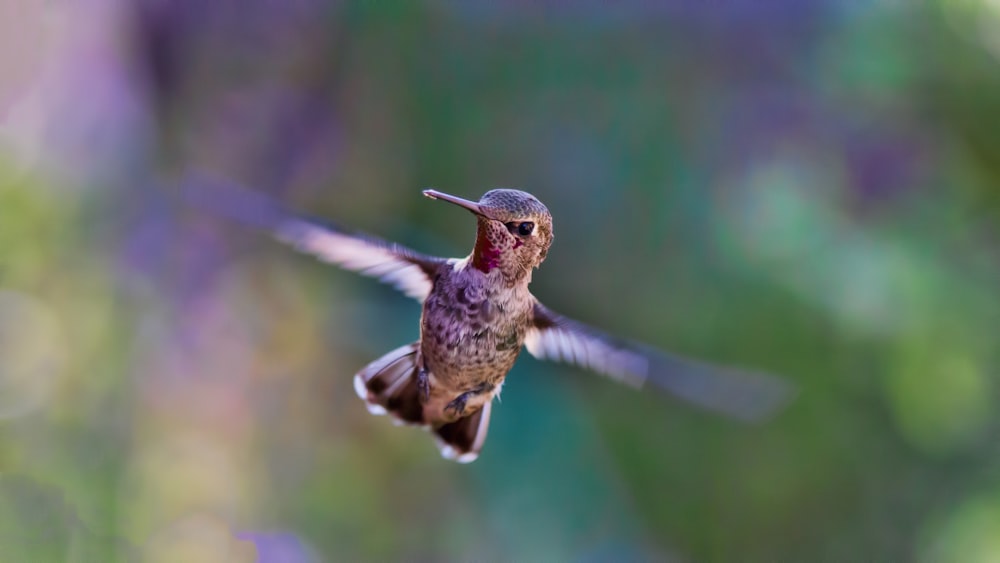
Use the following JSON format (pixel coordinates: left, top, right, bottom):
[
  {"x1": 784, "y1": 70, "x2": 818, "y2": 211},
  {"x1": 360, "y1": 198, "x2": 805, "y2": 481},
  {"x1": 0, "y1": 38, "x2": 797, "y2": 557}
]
[{"x1": 2, "y1": 1, "x2": 1000, "y2": 561}]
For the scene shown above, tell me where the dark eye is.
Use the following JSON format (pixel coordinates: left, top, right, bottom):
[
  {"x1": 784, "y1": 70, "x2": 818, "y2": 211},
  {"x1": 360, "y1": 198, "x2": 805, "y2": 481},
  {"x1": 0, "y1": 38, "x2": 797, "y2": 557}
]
[{"x1": 516, "y1": 222, "x2": 534, "y2": 236}]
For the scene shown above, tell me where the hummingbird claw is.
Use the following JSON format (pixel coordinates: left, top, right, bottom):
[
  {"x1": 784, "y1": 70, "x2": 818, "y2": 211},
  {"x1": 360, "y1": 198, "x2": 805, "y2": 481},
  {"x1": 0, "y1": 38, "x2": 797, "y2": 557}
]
[
  {"x1": 444, "y1": 393, "x2": 468, "y2": 417},
  {"x1": 444, "y1": 382, "x2": 494, "y2": 419},
  {"x1": 417, "y1": 367, "x2": 431, "y2": 404}
]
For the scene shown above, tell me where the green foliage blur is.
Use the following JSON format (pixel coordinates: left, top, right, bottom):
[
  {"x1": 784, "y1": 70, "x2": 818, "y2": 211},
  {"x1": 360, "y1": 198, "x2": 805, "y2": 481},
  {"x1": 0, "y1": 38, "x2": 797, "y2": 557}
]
[{"x1": 2, "y1": 1, "x2": 1000, "y2": 561}]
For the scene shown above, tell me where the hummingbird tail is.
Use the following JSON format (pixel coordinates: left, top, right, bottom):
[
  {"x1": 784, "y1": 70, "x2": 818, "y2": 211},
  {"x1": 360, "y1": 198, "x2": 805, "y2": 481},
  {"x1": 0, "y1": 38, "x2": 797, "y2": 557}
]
[
  {"x1": 354, "y1": 343, "x2": 425, "y2": 425},
  {"x1": 433, "y1": 401, "x2": 491, "y2": 464},
  {"x1": 353, "y1": 343, "x2": 493, "y2": 463}
]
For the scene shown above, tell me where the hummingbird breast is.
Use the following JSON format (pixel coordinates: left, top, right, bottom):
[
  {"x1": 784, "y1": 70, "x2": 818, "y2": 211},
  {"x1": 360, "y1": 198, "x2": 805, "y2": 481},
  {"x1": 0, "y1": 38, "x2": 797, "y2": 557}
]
[{"x1": 420, "y1": 260, "x2": 533, "y2": 394}]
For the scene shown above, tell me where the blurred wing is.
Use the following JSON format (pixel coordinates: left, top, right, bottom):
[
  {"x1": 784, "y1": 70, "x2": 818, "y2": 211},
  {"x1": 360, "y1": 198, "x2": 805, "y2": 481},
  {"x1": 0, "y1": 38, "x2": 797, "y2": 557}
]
[
  {"x1": 182, "y1": 173, "x2": 444, "y2": 301},
  {"x1": 274, "y1": 220, "x2": 441, "y2": 300},
  {"x1": 524, "y1": 301, "x2": 795, "y2": 421}
]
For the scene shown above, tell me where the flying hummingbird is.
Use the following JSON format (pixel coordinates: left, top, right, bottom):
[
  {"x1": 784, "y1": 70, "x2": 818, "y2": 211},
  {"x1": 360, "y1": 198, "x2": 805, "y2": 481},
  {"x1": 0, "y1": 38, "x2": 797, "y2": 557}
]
[{"x1": 186, "y1": 176, "x2": 793, "y2": 463}]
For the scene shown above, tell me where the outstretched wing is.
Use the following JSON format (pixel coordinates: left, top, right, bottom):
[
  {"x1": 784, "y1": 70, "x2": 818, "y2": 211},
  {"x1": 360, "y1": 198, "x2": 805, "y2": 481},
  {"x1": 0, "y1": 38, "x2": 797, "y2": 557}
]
[
  {"x1": 182, "y1": 173, "x2": 444, "y2": 301},
  {"x1": 274, "y1": 219, "x2": 442, "y2": 300},
  {"x1": 524, "y1": 301, "x2": 795, "y2": 421}
]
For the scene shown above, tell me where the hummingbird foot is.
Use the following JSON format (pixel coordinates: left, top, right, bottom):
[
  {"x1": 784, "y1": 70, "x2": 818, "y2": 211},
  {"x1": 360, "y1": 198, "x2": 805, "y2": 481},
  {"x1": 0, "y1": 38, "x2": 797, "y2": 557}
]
[
  {"x1": 444, "y1": 383, "x2": 495, "y2": 418},
  {"x1": 417, "y1": 367, "x2": 431, "y2": 404},
  {"x1": 444, "y1": 394, "x2": 469, "y2": 417}
]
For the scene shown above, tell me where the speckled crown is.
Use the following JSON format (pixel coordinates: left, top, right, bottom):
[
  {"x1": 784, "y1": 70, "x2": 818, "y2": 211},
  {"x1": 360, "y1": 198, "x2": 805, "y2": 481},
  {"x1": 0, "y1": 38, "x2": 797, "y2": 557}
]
[{"x1": 478, "y1": 189, "x2": 550, "y2": 220}]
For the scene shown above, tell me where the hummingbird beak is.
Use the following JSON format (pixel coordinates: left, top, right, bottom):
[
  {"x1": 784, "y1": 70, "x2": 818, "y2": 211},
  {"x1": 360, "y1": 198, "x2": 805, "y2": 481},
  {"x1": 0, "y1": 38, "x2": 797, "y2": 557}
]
[{"x1": 423, "y1": 189, "x2": 496, "y2": 220}]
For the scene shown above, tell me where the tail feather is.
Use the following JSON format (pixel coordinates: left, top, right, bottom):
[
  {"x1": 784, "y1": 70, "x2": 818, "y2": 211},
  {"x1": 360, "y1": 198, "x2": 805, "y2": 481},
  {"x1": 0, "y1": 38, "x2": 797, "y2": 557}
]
[
  {"x1": 384, "y1": 377, "x2": 425, "y2": 425},
  {"x1": 434, "y1": 401, "x2": 492, "y2": 464},
  {"x1": 354, "y1": 343, "x2": 425, "y2": 424},
  {"x1": 354, "y1": 342, "x2": 494, "y2": 462}
]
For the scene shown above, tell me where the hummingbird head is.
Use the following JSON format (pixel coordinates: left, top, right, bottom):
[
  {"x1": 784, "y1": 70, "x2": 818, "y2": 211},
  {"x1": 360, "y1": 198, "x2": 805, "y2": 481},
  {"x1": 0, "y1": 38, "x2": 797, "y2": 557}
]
[{"x1": 424, "y1": 188, "x2": 554, "y2": 281}]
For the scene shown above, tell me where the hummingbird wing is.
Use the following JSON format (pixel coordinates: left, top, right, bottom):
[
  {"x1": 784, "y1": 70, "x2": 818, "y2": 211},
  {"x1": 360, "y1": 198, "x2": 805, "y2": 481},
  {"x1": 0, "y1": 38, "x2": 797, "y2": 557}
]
[
  {"x1": 183, "y1": 173, "x2": 444, "y2": 301},
  {"x1": 274, "y1": 219, "x2": 442, "y2": 300},
  {"x1": 524, "y1": 301, "x2": 795, "y2": 422}
]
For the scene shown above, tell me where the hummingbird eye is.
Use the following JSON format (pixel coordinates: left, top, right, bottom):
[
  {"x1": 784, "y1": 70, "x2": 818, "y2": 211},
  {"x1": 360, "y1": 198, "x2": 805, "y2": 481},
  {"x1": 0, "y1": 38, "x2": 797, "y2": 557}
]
[{"x1": 508, "y1": 221, "x2": 534, "y2": 236}]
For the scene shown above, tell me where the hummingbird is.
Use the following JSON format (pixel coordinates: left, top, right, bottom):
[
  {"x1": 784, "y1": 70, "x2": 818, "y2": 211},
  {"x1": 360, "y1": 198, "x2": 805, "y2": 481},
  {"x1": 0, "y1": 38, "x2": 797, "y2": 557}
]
[{"x1": 185, "y1": 176, "x2": 793, "y2": 463}]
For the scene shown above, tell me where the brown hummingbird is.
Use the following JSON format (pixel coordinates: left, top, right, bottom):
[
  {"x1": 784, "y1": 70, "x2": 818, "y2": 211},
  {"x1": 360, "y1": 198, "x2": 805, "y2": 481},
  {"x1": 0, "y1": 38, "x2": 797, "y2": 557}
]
[{"x1": 186, "y1": 177, "x2": 793, "y2": 463}]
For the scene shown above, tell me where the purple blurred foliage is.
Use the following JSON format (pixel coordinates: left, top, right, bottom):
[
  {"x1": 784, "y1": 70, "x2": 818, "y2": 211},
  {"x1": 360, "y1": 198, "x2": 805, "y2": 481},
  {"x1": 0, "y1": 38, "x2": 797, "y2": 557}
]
[
  {"x1": 117, "y1": 181, "x2": 237, "y2": 317},
  {"x1": 119, "y1": 188, "x2": 178, "y2": 276},
  {"x1": 132, "y1": 0, "x2": 346, "y2": 188},
  {"x1": 699, "y1": 81, "x2": 929, "y2": 213},
  {"x1": 242, "y1": 87, "x2": 345, "y2": 194},
  {"x1": 844, "y1": 131, "x2": 930, "y2": 206},
  {"x1": 131, "y1": 0, "x2": 338, "y2": 88},
  {"x1": 704, "y1": 86, "x2": 823, "y2": 170},
  {"x1": 236, "y1": 531, "x2": 316, "y2": 563},
  {"x1": 44, "y1": 51, "x2": 152, "y2": 190},
  {"x1": 134, "y1": 0, "x2": 333, "y2": 40}
]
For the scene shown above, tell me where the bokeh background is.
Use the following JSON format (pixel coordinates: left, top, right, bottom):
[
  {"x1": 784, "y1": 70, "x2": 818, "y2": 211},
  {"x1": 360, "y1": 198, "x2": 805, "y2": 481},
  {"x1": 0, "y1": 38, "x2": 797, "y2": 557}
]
[{"x1": 2, "y1": 0, "x2": 1000, "y2": 561}]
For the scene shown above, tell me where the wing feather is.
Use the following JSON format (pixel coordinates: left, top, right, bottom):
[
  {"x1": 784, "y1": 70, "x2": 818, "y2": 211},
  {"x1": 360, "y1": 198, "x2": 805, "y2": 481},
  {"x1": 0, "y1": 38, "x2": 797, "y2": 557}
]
[
  {"x1": 525, "y1": 301, "x2": 794, "y2": 421},
  {"x1": 184, "y1": 173, "x2": 443, "y2": 301},
  {"x1": 275, "y1": 219, "x2": 439, "y2": 300}
]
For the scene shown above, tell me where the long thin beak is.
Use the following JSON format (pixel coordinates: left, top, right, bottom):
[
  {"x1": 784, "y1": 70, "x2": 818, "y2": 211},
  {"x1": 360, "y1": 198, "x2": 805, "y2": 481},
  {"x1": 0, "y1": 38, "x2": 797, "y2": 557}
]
[{"x1": 422, "y1": 189, "x2": 494, "y2": 219}]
